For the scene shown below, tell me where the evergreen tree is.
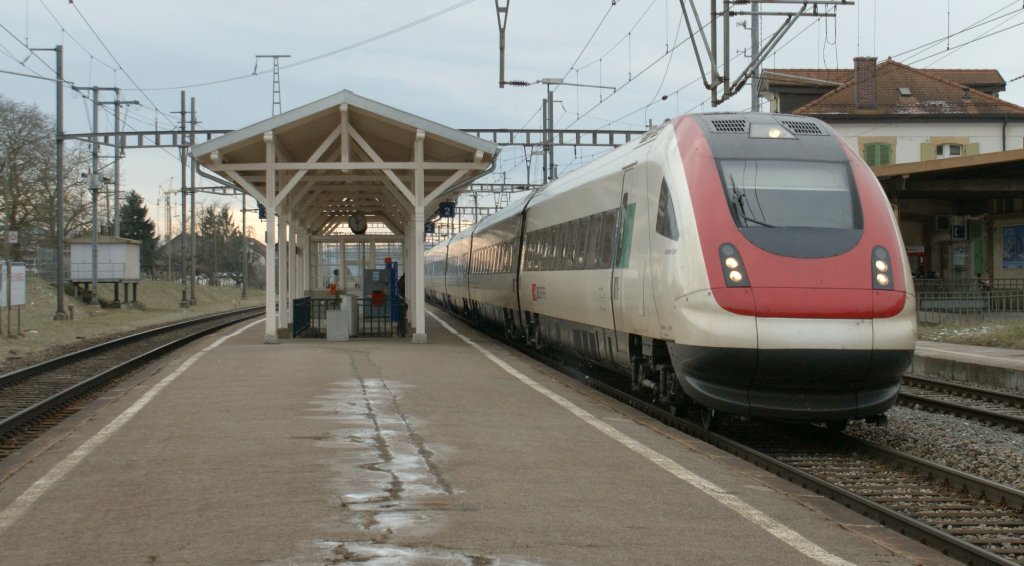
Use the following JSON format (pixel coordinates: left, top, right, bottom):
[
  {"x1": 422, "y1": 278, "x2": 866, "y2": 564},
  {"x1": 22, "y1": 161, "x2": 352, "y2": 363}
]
[{"x1": 118, "y1": 190, "x2": 157, "y2": 275}]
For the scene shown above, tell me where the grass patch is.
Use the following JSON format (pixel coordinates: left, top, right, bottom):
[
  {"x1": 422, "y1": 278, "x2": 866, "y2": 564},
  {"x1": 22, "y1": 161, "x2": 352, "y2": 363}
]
[
  {"x1": 917, "y1": 319, "x2": 1024, "y2": 348},
  {"x1": 1, "y1": 276, "x2": 264, "y2": 365}
]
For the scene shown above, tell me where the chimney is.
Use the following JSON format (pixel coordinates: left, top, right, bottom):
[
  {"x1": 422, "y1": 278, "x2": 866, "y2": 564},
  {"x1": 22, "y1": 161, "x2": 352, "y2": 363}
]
[{"x1": 854, "y1": 56, "x2": 877, "y2": 109}]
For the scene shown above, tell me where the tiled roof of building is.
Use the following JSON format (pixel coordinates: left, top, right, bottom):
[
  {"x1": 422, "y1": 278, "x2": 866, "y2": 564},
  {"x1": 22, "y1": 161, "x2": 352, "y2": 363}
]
[
  {"x1": 763, "y1": 67, "x2": 1005, "y2": 90},
  {"x1": 791, "y1": 59, "x2": 1024, "y2": 117}
]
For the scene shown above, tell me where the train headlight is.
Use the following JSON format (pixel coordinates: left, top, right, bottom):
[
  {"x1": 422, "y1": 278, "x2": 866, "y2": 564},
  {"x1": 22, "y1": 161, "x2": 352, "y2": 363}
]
[
  {"x1": 872, "y1": 246, "x2": 894, "y2": 290},
  {"x1": 719, "y1": 243, "x2": 750, "y2": 288},
  {"x1": 749, "y1": 123, "x2": 796, "y2": 139}
]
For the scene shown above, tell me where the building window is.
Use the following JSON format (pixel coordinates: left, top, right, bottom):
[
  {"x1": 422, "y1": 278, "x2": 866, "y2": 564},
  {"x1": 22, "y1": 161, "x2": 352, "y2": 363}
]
[
  {"x1": 863, "y1": 142, "x2": 892, "y2": 166},
  {"x1": 936, "y1": 143, "x2": 963, "y2": 159}
]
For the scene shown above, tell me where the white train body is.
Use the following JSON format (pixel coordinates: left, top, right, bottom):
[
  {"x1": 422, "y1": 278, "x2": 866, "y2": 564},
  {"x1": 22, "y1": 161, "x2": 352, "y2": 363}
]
[{"x1": 426, "y1": 113, "x2": 917, "y2": 423}]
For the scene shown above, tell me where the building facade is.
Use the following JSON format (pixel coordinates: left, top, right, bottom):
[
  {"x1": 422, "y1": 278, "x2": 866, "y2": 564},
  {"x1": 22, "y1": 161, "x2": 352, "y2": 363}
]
[{"x1": 762, "y1": 57, "x2": 1024, "y2": 282}]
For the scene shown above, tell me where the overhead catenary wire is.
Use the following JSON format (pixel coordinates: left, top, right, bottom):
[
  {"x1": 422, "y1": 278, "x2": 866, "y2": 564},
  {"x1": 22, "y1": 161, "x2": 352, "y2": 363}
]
[
  {"x1": 126, "y1": 0, "x2": 478, "y2": 94},
  {"x1": 37, "y1": 0, "x2": 117, "y2": 73},
  {"x1": 67, "y1": 1, "x2": 177, "y2": 128}
]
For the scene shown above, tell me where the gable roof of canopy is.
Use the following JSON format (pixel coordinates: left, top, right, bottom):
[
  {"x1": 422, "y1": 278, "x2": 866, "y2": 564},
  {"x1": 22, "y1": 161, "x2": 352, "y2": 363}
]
[{"x1": 190, "y1": 89, "x2": 499, "y2": 236}]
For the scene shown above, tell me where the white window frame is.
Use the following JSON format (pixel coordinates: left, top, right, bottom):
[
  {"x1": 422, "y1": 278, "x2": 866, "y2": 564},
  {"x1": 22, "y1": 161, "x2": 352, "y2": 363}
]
[{"x1": 936, "y1": 143, "x2": 963, "y2": 159}]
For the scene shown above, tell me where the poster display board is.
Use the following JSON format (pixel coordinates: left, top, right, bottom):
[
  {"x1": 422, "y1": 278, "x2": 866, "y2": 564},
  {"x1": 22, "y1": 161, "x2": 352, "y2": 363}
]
[{"x1": 0, "y1": 262, "x2": 27, "y2": 308}]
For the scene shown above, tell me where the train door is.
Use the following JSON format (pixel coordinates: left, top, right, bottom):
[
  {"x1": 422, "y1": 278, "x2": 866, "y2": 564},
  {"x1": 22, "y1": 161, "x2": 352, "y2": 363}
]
[{"x1": 610, "y1": 166, "x2": 639, "y2": 359}]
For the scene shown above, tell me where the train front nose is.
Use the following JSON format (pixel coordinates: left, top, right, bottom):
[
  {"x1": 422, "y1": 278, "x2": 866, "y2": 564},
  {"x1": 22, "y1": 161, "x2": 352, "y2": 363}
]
[{"x1": 669, "y1": 290, "x2": 911, "y2": 421}]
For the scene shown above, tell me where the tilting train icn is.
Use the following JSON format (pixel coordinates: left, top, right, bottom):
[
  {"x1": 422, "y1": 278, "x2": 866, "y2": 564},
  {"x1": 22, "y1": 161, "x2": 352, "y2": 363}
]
[{"x1": 425, "y1": 112, "x2": 916, "y2": 427}]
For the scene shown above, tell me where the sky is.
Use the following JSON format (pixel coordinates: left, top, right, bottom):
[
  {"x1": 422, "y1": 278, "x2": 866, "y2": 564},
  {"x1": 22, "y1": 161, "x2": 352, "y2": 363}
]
[{"x1": 2, "y1": 0, "x2": 1023, "y2": 240}]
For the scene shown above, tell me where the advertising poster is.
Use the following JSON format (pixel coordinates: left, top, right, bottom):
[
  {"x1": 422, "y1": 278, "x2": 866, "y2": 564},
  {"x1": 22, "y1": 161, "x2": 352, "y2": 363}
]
[
  {"x1": 1003, "y1": 225, "x2": 1024, "y2": 269},
  {"x1": 0, "y1": 262, "x2": 27, "y2": 308}
]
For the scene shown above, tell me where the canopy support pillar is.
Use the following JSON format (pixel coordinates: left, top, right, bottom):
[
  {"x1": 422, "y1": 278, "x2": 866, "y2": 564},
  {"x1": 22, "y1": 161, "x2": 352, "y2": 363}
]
[
  {"x1": 263, "y1": 131, "x2": 279, "y2": 344},
  {"x1": 412, "y1": 130, "x2": 427, "y2": 343}
]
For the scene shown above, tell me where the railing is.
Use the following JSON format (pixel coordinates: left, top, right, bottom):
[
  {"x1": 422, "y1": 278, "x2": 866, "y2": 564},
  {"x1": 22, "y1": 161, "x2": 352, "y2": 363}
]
[
  {"x1": 293, "y1": 295, "x2": 407, "y2": 338},
  {"x1": 916, "y1": 285, "x2": 1024, "y2": 324}
]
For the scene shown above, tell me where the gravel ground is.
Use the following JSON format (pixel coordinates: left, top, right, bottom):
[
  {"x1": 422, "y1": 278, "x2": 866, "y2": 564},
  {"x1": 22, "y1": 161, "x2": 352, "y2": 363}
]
[{"x1": 847, "y1": 404, "x2": 1024, "y2": 492}]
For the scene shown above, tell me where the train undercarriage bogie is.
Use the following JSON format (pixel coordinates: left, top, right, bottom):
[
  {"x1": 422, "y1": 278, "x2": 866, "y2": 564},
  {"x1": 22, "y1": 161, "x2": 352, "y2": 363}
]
[
  {"x1": 628, "y1": 335, "x2": 685, "y2": 408},
  {"x1": 502, "y1": 308, "x2": 519, "y2": 341}
]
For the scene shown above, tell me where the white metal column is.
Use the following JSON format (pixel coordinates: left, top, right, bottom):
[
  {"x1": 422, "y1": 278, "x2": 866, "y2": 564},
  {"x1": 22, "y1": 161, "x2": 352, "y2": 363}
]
[
  {"x1": 263, "y1": 131, "x2": 278, "y2": 344},
  {"x1": 277, "y1": 212, "x2": 288, "y2": 335},
  {"x1": 412, "y1": 130, "x2": 427, "y2": 343}
]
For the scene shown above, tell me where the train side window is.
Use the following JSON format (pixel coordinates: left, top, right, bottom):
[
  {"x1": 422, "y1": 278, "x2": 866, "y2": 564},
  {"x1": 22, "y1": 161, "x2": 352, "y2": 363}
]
[
  {"x1": 553, "y1": 224, "x2": 565, "y2": 270},
  {"x1": 542, "y1": 227, "x2": 554, "y2": 271},
  {"x1": 536, "y1": 232, "x2": 544, "y2": 270},
  {"x1": 559, "y1": 223, "x2": 569, "y2": 270},
  {"x1": 655, "y1": 179, "x2": 679, "y2": 241},
  {"x1": 576, "y1": 217, "x2": 590, "y2": 269},
  {"x1": 560, "y1": 223, "x2": 569, "y2": 270},
  {"x1": 585, "y1": 212, "x2": 601, "y2": 268},
  {"x1": 573, "y1": 218, "x2": 581, "y2": 270},
  {"x1": 599, "y1": 210, "x2": 616, "y2": 268},
  {"x1": 554, "y1": 225, "x2": 564, "y2": 270},
  {"x1": 527, "y1": 236, "x2": 535, "y2": 271}
]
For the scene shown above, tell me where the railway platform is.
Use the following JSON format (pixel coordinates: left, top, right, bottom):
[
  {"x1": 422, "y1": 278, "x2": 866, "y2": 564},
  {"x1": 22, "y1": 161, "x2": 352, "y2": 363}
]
[
  {"x1": 0, "y1": 309, "x2": 954, "y2": 565},
  {"x1": 915, "y1": 339, "x2": 1024, "y2": 393}
]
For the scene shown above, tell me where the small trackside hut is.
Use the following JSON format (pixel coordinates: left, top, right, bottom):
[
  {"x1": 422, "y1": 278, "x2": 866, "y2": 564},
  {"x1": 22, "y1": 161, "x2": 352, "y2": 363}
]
[{"x1": 191, "y1": 90, "x2": 497, "y2": 343}]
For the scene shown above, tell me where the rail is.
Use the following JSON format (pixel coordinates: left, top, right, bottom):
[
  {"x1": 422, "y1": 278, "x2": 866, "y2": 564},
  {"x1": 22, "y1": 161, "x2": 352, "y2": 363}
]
[{"x1": 0, "y1": 307, "x2": 262, "y2": 448}]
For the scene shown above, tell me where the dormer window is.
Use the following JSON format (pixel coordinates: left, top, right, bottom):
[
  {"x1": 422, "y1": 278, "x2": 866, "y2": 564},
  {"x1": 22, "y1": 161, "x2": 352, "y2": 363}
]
[
  {"x1": 936, "y1": 143, "x2": 963, "y2": 159},
  {"x1": 898, "y1": 87, "x2": 912, "y2": 97}
]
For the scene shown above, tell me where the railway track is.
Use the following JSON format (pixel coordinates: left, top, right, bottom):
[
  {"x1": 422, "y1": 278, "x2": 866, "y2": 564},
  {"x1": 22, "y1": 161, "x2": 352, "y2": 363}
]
[
  {"x1": 583, "y1": 377, "x2": 1024, "y2": 565},
  {"x1": 0, "y1": 308, "x2": 262, "y2": 460},
  {"x1": 493, "y1": 334, "x2": 1024, "y2": 563},
  {"x1": 899, "y1": 375, "x2": 1024, "y2": 431},
  {"x1": 431, "y1": 307, "x2": 1024, "y2": 562}
]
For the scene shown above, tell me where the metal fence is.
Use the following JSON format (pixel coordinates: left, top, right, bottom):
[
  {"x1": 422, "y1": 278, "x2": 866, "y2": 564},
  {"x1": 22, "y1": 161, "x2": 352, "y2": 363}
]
[
  {"x1": 915, "y1": 278, "x2": 1024, "y2": 324},
  {"x1": 293, "y1": 295, "x2": 407, "y2": 338}
]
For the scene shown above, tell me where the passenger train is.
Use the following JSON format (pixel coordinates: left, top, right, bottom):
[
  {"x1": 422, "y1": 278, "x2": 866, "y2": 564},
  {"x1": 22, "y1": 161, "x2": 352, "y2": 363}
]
[{"x1": 425, "y1": 112, "x2": 916, "y2": 428}]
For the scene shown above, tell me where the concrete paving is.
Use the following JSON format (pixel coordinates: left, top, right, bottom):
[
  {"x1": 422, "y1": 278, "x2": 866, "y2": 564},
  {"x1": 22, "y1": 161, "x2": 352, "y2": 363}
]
[{"x1": 0, "y1": 310, "x2": 956, "y2": 565}]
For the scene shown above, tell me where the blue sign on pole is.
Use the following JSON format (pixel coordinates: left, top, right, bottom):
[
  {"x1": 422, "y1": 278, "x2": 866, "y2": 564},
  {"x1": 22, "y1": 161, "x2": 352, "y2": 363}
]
[
  {"x1": 425, "y1": 222, "x2": 435, "y2": 234},
  {"x1": 438, "y1": 202, "x2": 456, "y2": 218},
  {"x1": 257, "y1": 203, "x2": 266, "y2": 220},
  {"x1": 952, "y1": 224, "x2": 967, "y2": 240}
]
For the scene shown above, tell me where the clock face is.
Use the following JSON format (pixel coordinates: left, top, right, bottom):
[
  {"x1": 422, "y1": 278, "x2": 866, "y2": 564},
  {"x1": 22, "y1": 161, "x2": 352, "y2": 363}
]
[{"x1": 348, "y1": 212, "x2": 367, "y2": 234}]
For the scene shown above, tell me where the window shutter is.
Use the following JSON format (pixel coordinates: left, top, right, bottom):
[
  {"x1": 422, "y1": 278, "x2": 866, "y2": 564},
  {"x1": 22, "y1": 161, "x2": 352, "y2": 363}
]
[
  {"x1": 878, "y1": 143, "x2": 891, "y2": 165},
  {"x1": 863, "y1": 143, "x2": 892, "y2": 166},
  {"x1": 920, "y1": 143, "x2": 937, "y2": 161}
]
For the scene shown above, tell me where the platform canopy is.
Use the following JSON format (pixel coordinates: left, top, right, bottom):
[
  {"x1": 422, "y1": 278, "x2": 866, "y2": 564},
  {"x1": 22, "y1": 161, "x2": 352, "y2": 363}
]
[{"x1": 191, "y1": 90, "x2": 498, "y2": 343}]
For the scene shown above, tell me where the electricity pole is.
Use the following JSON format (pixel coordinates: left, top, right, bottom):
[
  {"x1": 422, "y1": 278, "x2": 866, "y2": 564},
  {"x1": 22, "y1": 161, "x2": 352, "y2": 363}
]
[
  {"x1": 751, "y1": 1, "x2": 761, "y2": 112},
  {"x1": 72, "y1": 85, "x2": 118, "y2": 306},
  {"x1": 178, "y1": 91, "x2": 189, "y2": 307},
  {"x1": 99, "y1": 94, "x2": 139, "y2": 237},
  {"x1": 30, "y1": 45, "x2": 66, "y2": 319},
  {"x1": 254, "y1": 54, "x2": 290, "y2": 116},
  {"x1": 190, "y1": 96, "x2": 197, "y2": 305}
]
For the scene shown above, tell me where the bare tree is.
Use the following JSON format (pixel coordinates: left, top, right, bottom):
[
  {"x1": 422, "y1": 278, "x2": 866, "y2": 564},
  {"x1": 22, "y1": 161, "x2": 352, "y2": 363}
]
[{"x1": 0, "y1": 95, "x2": 91, "y2": 261}]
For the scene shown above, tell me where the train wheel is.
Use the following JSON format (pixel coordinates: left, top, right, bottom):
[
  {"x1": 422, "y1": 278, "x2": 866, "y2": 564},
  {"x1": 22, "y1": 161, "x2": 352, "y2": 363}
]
[{"x1": 699, "y1": 406, "x2": 717, "y2": 431}]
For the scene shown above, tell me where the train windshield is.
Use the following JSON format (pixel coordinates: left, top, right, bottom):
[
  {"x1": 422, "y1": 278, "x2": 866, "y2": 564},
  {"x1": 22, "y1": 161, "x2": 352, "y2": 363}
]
[{"x1": 719, "y1": 160, "x2": 859, "y2": 230}]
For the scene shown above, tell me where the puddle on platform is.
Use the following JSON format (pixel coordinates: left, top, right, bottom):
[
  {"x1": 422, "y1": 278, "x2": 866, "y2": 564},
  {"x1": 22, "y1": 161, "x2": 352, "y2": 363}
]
[
  {"x1": 317, "y1": 541, "x2": 543, "y2": 566},
  {"x1": 308, "y1": 356, "x2": 454, "y2": 546}
]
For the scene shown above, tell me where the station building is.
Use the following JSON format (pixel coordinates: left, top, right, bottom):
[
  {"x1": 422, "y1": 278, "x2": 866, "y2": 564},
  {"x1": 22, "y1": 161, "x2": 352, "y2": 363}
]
[{"x1": 761, "y1": 57, "x2": 1024, "y2": 284}]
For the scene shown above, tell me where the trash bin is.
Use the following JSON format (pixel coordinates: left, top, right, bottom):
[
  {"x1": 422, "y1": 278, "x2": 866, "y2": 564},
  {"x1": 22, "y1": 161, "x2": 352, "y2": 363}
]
[
  {"x1": 326, "y1": 309, "x2": 349, "y2": 341},
  {"x1": 327, "y1": 295, "x2": 357, "y2": 341}
]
